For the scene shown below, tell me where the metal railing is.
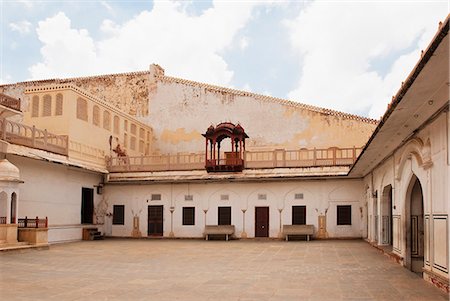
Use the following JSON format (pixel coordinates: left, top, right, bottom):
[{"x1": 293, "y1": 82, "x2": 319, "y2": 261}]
[
  {"x1": 107, "y1": 147, "x2": 361, "y2": 172},
  {"x1": 0, "y1": 118, "x2": 68, "y2": 156},
  {"x1": 0, "y1": 93, "x2": 21, "y2": 112},
  {"x1": 18, "y1": 216, "x2": 48, "y2": 228}
]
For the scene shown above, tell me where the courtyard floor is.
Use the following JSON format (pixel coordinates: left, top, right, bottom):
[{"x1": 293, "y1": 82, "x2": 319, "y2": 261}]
[{"x1": 0, "y1": 239, "x2": 448, "y2": 301}]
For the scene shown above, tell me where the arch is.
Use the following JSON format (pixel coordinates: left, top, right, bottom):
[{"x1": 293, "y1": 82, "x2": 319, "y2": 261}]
[
  {"x1": 396, "y1": 138, "x2": 431, "y2": 181},
  {"x1": 0, "y1": 191, "x2": 8, "y2": 224},
  {"x1": 380, "y1": 184, "x2": 393, "y2": 245},
  {"x1": 404, "y1": 174, "x2": 424, "y2": 274},
  {"x1": 103, "y1": 110, "x2": 111, "y2": 130},
  {"x1": 113, "y1": 115, "x2": 120, "y2": 134},
  {"x1": 92, "y1": 105, "x2": 100, "y2": 126},
  {"x1": 76, "y1": 98, "x2": 88, "y2": 121},
  {"x1": 31, "y1": 95, "x2": 39, "y2": 117},
  {"x1": 10, "y1": 192, "x2": 17, "y2": 224},
  {"x1": 55, "y1": 93, "x2": 63, "y2": 115},
  {"x1": 42, "y1": 94, "x2": 52, "y2": 116},
  {"x1": 203, "y1": 122, "x2": 249, "y2": 172}
]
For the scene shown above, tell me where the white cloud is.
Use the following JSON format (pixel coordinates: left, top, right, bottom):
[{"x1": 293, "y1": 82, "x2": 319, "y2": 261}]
[
  {"x1": 9, "y1": 20, "x2": 32, "y2": 34},
  {"x1": 29, "y1": 1, "x2": 261, "y2": 86},
  {"x1": 100, "y1": 1, "x2": 114, "y2": 14},
  {"x1": 239, "y1": 36, "x2": 249, "y2": 50},
  {"x1": 286, "y1": 2, "x2": 447, "y2": 119}
]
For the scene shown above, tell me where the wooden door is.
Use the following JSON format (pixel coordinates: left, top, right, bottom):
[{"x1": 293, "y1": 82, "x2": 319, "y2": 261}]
[
  {"x1": 255, "y1": 207, "x2": 269, "y2": 237},
  {"x1": 81, "y1": 188, "x2": 94, "y2": 224},
  {"x1": 148, "y1": 205, "x2": 163, "y2": 236}
]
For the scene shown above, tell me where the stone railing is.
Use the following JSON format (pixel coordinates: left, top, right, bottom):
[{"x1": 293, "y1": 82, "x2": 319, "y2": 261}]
[
  {"x1": 107, "y1": 147, "x2": 362, "y2": 173},
  {"x1": 0, "y1": 118, "x2": 68, "y2": 156},
  {"x1": 68, "y1": 140, "x2": 107, "y2": 167},
  {"x1": 0, "y1": 93, "x2": 21, "y2": 112}
]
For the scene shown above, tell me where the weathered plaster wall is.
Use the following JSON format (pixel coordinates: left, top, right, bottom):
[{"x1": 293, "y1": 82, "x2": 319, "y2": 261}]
[
  {"x1": 145, "y1": 76, "x2": 377, "y2": 154},
  {"x1": 0, "y1": 71, "x2": 151, "y2": 118},
  {"x1": 104, "y1": 178, "x2": 366, "y2": 239}
]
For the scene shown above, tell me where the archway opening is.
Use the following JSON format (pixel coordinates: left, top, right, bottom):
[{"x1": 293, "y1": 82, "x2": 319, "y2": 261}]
[
  {"x1": 0, "y1": 191, "x2": 7, "y2": 224},
  {"x1": 10, "y1": 192, "x2": 17, "y2": 224},
  {"x1": 373, "y1": 191, "x2": 378, "y2": 243},
  {"x1": 381, "y1": 185, "x2": 393, "y2": 247},
  {"x1": 406, "y1": 175, "x2": 424, "y2": 275}
]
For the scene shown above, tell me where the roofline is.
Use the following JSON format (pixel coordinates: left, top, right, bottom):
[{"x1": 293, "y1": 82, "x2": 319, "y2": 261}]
[
  {"x1": 349, "y1": 15, "x2": 450, "y2": 176},
  {"x1": 157, "y1": 75, "x2": 378, "y2": 124},
  {"x1": 1, "y1": 74, "x2": 378, "y2": 126}
]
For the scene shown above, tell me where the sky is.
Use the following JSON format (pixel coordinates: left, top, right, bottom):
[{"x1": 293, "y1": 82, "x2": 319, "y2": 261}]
[{"x1": 0, "y1": 0, "x2": 448, "y2": 119}]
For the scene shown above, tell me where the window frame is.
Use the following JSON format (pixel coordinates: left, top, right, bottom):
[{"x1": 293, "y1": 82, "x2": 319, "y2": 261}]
[
  {"x1": 337, "y1": 205, "x2": 352, "y2": 225},
  {"x1": 182, "y1": 207, "x2": 195, "y2": 226},
  {"x1": 292, "y1": 205, "x2": 306, "y2": 225},
  {"x1": 112, "y1": 205, "x2": 125, "y2": 225}
]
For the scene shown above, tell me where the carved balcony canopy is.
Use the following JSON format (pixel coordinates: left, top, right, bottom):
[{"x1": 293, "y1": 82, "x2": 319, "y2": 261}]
[{"x1": 202, "y1": 122, "x2": 249, "y2": 172}]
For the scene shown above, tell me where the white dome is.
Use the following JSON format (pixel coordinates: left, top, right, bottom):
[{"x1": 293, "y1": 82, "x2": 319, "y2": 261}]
[{"x1": 0, "y1": 159, "x2": 20, "y2": 182}]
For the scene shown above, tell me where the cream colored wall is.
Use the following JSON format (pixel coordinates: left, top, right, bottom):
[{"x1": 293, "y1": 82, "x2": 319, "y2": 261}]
[
  {"x1": 8, "y1": 155, "x2": 103, "y2": 243},
  {"x1": 365, "y1": 111, "x2": 449, "y2": 280},
  {"x1": 104, "y1": 178, "x2": 366, "y2": 239},
  {"x1": 22, "y1": 88, "x2": 153, "y2": 158}
]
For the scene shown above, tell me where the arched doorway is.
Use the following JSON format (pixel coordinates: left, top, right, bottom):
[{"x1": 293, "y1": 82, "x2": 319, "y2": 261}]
[
  {"x1": 406, "y1": 175, "x2": 424, "y2": 274},
  {"x1": 381, "y1": 185, "x2": 393, "y2": 246},
  {"x1": 373, "y1": 191, "x2": 378, "y2": 243},
  {"x1": 10, "y1": 192, "x2": 17, "y2": 224},
  {"x1": 0, "y1": 191, "x2": 7, "y2": 224}
]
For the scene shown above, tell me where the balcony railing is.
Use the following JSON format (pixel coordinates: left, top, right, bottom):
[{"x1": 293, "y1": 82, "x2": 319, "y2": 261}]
[
  {"x1": 107, "y1": 147, "x2": 362, "y2": 173},
  {"x1": 0, "y1": 118, "x2": 68, "y2": 156},
  {"x1": 0, "y1": 93, "x2": 21, "y2": 112},
  {"x1": 18, "y1": 216, "x2": 48, "y2": 228}
]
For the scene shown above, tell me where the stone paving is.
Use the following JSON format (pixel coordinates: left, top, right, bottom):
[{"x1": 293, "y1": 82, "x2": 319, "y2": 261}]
[{"x1": 0, "y1": 239, "x2": 448, "y2": 301}]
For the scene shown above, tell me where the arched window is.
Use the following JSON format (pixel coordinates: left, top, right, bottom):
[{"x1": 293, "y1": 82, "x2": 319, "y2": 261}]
[
  {"x1": 103, "y1": 110, "x2": 111, "y2": 130},
  {"x1": 93, "y1": 105, "x2": 100, "y2": 126},
  {"x1": 55, "y1": 93, "x2": 63, "y2": 115},
  {"x1": 113, "y1": 115, "x2": 119, "y2": 134},
  {"x1": 76, "y1": 98, "x2": 88, "y2": 121},
  {"x1": 31, "y1": 95, "x2": 39, "y2": 117},
  {"x1": 42, "y1": 94, "x2": 52, "y2": 116}
]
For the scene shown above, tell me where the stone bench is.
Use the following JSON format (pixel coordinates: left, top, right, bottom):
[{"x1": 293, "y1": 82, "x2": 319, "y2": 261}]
[
  {"x1": 204, "y1": 225, "x2": 235, "y2": 241},
  {"x1": 283, "y1": 225, "x2": 314, "y2": 241}
]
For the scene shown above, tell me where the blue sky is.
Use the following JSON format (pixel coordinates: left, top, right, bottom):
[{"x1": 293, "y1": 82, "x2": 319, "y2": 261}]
[{"x1": 1, "y1": 0, "x2": 448, "y2": 118}]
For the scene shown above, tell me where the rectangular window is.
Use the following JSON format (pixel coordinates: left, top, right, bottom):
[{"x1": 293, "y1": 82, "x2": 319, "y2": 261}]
[
  {"x1": 218, "y1": 207, "x2": 231, "y2": 225},
  {"x1": 337, "y1": 205, "x2": 352, "y2": 225},
  {"x1": 292, "y1": 206, "x2": 306, "y2": 225},
  {"x1": 113, "y1": 205, "x2": 125, "y2": 225},
  {"x1": 182, "y1": 207, "x2": 195, "y2": 225}
]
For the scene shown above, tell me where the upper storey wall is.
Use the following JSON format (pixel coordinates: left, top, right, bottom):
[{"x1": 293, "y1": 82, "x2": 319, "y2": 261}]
[
  {"x1": 145, "y1": 73, "x2": 377, "y2": 154},
  {"x1": 0, "y1": 65, "x2": 377, "y2": 155}
]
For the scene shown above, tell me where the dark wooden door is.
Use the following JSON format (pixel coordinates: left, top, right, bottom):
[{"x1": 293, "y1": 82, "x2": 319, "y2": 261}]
[
  {"x1": 148, "y1": 205, "x2": 163, "y2": 236},
  {"x1": 81, "y1": 188, "x2": 94, "y2": 224},
  {"x1": 255, "y1": 207, "x2": 269, "y2": 237}
]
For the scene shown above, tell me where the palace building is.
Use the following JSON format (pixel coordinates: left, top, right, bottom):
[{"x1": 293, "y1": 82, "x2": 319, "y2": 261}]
[{"x1": 0, "y1": 15, "x2": 448, "y2": 292}]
